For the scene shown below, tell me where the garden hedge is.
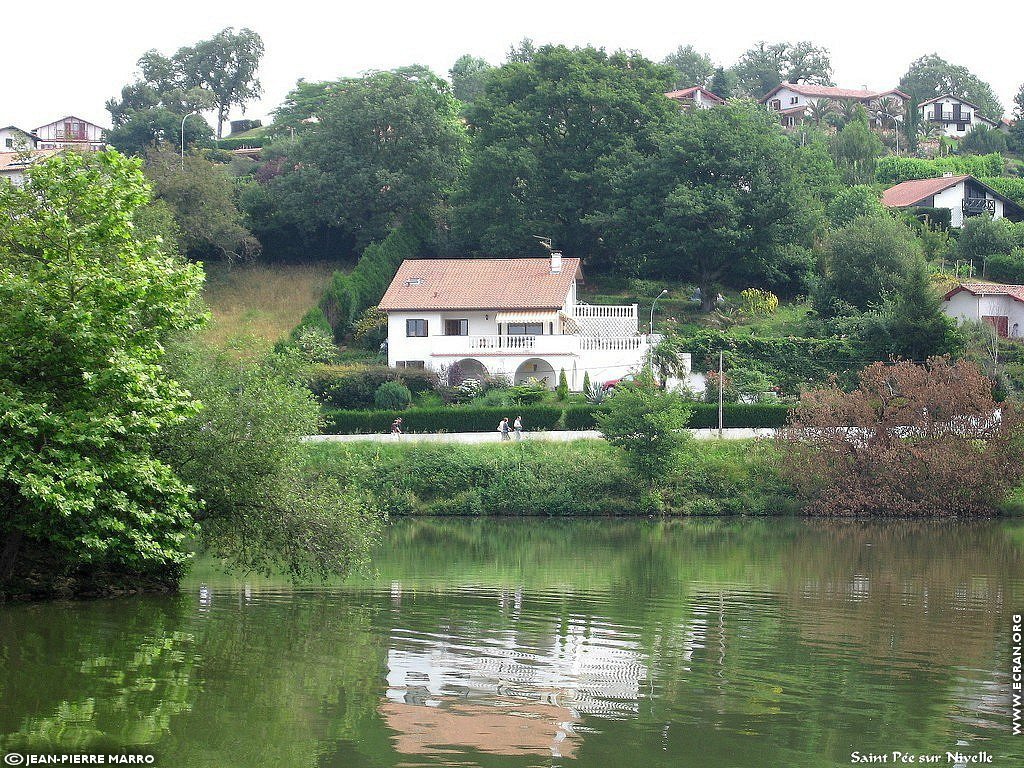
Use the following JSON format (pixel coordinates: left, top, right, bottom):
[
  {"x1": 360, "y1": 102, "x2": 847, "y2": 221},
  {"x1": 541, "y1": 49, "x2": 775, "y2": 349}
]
[
  {"x1": 308, "y1": 365, "x2": 437, "y2": 409},
  {"x1": 875, "y1": 153, "x2": 1004, "y2": 185},
  {"x1": 320, "y1": 402, "x2": 791, "y2": 434}
]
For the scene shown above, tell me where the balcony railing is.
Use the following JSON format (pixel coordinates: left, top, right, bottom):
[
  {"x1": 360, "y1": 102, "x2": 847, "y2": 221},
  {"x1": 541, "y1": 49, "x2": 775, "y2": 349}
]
[
  {"x1": 963, "y1": 198, "x2": 995, "y2": 215},
  {"x1": 571, "y1": 304, "x2": 637, "y2": 320},
  {"x1": 467, "y1": 334, "x2": 536, "y2": 351},
  {"x1": 930, "y1": 111, "x2": 972, "y2": 124},
  {"x1": 425, "y1": 333, "x2": 652, "y2": 357}
]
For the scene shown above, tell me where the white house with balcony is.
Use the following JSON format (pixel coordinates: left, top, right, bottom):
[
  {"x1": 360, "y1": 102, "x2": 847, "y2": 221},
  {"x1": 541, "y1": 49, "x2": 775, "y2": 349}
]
[
  {"x1": 32, "y1": 116, "x2": 106, "y2": 151},
  {"x1": 917, "y1": 95, "x2": 999, "y2": 139},
  {"x1": 378, "y1": 254, "x2": 666, "y2": 390},
  {"x1": 882, "y1": 174, "x2": 1024, "y2": 228}
]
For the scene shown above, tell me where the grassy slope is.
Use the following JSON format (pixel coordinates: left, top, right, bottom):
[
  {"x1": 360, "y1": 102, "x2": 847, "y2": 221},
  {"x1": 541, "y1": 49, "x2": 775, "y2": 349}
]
[{"x1": 201, "y1": 262, "x2": 334, "y2": 351}]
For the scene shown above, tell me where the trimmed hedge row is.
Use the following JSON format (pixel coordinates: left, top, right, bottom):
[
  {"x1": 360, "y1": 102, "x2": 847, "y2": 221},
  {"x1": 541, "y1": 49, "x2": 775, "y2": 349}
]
[
  {"x1": 320, "y1": 402, "x2": 792, "y2": 434},
  {"x1": 875, "y1": 153, "x2": 1004, "y2": 184}
]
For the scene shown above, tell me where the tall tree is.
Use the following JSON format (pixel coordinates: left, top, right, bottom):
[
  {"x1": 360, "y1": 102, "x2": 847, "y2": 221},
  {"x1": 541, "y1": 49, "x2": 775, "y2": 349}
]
[
  {"x1": 449, "y1": 54, "x2": 493, "y2": 103},
  {"x1": 453, "y1": 45, "x2": 676, "y2": 265},
  {"x1": 709, "y1": 66, "x2": 736, "y2": 99},
  {"x1": 732, "y1": 41, "x2": 833, "y2": 97},
  {"x1": 592, "y1": 101, "x2": 817, "y2": 309},
  {"x1": 0, "y1": 151, "x2": 205, "y2": 591},
  {"x1": 829, "y1": 107, "x2": 885, "y2": 184},
  {"x1": 662, "y1": 45, "x2": 715, "y2": 89},
  {"x1": 899, "y1": 54, "x2": 1003, "y2": 121},
  {"x1": 1008, "y1": 83, "x2": 1024, "y2": 153},
  {"x1": 177, "y1": 27, "x2": 264, "y2": 138}
]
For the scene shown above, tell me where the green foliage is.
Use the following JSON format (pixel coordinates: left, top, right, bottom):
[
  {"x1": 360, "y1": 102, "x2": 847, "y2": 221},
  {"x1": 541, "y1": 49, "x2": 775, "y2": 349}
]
[
  {"x1": 216, "y1": 136, "x2": 266, "y2": 150},
  {"x1": 960, "y1": 124, "x2": 1008, "y2": 155},
  {"x1": 957, "y1": 215, "x2": 1015, "y2": 261},
  {"x1": 829, "y1": 108, "x2": 885, "y2": 184},
  {"x1": 556, "y1": 369, "x2": 569, "y2": 401},
  {"x1": 709, "y1": 66, "x2": 736, "y2": 99},
  {"x1": 582, "y1": 371, "x2": 592, "y2": 395},
  {"x1": 905, "y1": 206, "x2": 952, "y2": 230},
  {"x1": 899, "y1": 54, "x2": 1004, "y2": 123},
  {"x1": 449, "y1": 54, "x2": 493, "y2": 103},
  {"x1": 595, "y1": 374, "x2": 693, "y2": 486},
  {"x1": 453, "y1": 45, "x2": 677, "y2": 266},
  {"x1": 294, "y1": 305, "x2": 334, "y2": 336},
  {"x1": 825, "y1": 185, "x2": 885, "y2": 227},
  {"x1": 143, "y1": 145, "x2": 260, "y2": 261},
  {"x1": 985, "y1": 248, "x2": 1024, "y2": 283},
  {"x1": 815, "y1": 214, "x2": 924, "y2": 315},
  {"x1": 374, "y1": 380, "x2": 412, "y2": 410},
  {"x1": 157, "y1": 342, "x2": 382, "y2": 579},
  {"x1": 319, "y1": 226, "x2": 420, "y2": 336},
  {"x1": 0, "y1": 150, "x2": 205, "y2": 590},
  {"x1": 594, "y1": 100, "x2": 817, "y2": 303},
  {"x1": 662, "y1": 45, "x2": 715, "y2": 89},
  {"x1": 1011, "y1": 83, "x2": 1024, "y2": 154},
  {"x1": 979, "y1": 176, "x2": 1024, "y2": 206},
  {"x1": 732, "y1": 41, "x2": 833, "y2": 97},
  {"x1": 307, "y1": 365, "x2": 436, "y2": 409},
  {"x1": 875, "y1": 153, "x2": 1004, "y2": 184},
  {"x1": 290, "y1": 325, "x2": 338, "y2": 364},
  {"x1": 350, "y1": 306, "x2": 387, "y2": 350}
]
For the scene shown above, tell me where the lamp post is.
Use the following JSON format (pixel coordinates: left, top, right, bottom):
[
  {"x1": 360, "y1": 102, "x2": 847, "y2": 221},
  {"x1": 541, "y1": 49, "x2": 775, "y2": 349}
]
[
  {"x1": 877, "y1": 111, "x2": 901, "y2": 155},
  {"x1": 649, "y1": 289, "x2": 669, "y2": 335},
  {"x1": 180, "y1": 113, "x2": 200, "y2": 169}
]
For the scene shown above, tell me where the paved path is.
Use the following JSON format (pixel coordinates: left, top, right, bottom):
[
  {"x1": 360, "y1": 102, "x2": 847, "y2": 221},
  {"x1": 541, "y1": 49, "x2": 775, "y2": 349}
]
[{"x1": 306, "y1": 428, "x2": 776, "y2": 444}]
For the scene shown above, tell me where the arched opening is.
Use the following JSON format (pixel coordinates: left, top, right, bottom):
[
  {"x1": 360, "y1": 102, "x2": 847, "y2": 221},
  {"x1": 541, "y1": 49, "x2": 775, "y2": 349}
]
[
  {"x1": 449, "y1": 358, "x2": 488, "y2": 385},
  {"x1": 515, "y1": 358, "x2": 557, "y2": 389}
]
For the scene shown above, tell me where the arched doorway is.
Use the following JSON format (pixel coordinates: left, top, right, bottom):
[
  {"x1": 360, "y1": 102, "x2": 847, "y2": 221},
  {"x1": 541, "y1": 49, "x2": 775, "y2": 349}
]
[
  {"x1": 449, "y1": 358, "x2": 488, "y2": 385},
  {"x1": 515, "y1": 358, "x2": 557, "y2": 388}
]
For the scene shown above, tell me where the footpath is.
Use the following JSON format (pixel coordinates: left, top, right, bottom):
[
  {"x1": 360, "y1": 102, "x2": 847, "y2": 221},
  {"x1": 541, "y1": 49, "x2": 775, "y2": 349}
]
[{"x1": 305, "y1": 428, "x2": 776, "y2": 444}]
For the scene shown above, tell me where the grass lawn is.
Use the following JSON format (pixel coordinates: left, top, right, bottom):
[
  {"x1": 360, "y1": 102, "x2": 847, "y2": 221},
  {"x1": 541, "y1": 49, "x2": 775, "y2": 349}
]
[{"x1": 201, "y1": 261, "x2": 335, "y2": 352}]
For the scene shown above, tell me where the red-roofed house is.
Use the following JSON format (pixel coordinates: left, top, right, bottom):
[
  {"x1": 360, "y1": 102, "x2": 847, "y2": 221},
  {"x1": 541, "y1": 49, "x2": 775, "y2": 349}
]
[
  {"x1": 917, "y1": 95, "x2": 1000, "y2": 139},
  {"x1": 760, "y1": 82, "x2": 909, "y2": 127},
  {"x1": 379, "y1": 254, "x2": 668, "y2": 389},
  {"x1": 882, "y1": 174, "x2": 1024, "y2": 228},
  {"x1": 665, "y1": 86, "x2": 725, "y2": 111},
  {"x1": 943, "y1": 282, "x2": 1024, "y2": 338}
]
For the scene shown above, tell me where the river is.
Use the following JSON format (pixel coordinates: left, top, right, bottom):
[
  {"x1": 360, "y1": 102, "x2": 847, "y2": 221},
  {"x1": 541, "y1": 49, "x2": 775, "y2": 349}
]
[{"x1": 1, "y1": 518, "x2": 1022, "y2": 767}]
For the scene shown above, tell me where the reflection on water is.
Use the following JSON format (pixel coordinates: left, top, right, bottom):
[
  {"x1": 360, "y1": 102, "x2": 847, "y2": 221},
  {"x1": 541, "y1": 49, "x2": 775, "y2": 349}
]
[{"x1": 0, "y1": 518, "x2": 1022, "y2": 768}]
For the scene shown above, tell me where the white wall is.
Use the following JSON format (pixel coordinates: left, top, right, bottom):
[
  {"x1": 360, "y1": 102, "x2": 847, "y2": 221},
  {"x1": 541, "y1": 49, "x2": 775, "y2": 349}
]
[
  {"x1": 0, "y1": 128, "x2": 34, "y2": 151},
  {"x1": 917, "y1": 97, "x2": 996, "y2": 138},
  {"x1": 932, "y1": 181, "x2": 1006, "y2": 228},
  {"x1": 765, "y1": 86, "x2": 806, "y2": 110},
  {"x1": 942, "y1": 292, "x2": 1024, "y2": 337}
]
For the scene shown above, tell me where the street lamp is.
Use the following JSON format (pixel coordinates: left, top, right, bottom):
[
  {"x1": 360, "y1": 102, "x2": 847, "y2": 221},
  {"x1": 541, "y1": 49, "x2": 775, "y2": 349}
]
[
  {"x1": 649, "y1": 289, "x2": 669, "y2": 335},
  {"x1": 180, "y1": 113, "x2": 201, "y2": 169},
  {"x1": 877, "y1": 111, "x2": 901, "y2": 155}
]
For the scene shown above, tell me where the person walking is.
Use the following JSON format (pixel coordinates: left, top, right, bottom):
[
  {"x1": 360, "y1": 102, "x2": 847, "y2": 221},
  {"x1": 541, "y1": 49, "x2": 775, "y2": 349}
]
[
  {"x1": 513, "y1": 415, "x2": 523, "y2": 441},
  {"x1": 498, "y1": 417, "x2": 511, "y2": 441},
  {"x1": 391, "y1": 417, "x2": 403, "y2": 436}
]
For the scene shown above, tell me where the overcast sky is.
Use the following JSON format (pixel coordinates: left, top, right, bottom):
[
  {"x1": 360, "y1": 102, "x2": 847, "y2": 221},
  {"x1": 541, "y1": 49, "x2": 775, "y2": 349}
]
[{"x1": 4, "y1": 0, "x2": 1021, "y2": 132}]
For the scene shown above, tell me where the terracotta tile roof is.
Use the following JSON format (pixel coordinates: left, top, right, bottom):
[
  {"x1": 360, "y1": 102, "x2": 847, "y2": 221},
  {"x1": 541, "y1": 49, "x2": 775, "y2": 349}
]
[
  {"x1": 762, "y1": 82, "x2": 909, "y2": 102},
  {"x1": 0, "y1": 148, "x2": 61, "y2": 174},
  {"x1": 665, "y1": 86, "x2": 725, "y2": 104},
  {"x1": 881, "y1": 175, "x2": 970, "y2": 207},
  {"x1": 378, "y1": 258, "x2": 582, "y2": 311},
  {"x1": 944, "y1": 282, "x2": 1024, "y2": 304}
]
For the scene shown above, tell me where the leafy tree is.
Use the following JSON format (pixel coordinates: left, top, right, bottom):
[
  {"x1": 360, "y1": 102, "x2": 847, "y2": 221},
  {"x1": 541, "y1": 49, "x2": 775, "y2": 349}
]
[
  {"x1": 505, "y1": 37, "x2": 537, "y2": 63},
  {"x1": 959, "y1": 124, "x2": 1008, "y2": 155},
  {"x1": 178, "y1": 27, "x2": 264, "y2": 138},
  {"x1": 825, "y1": 185, "x2": 885, "y2": 227},
  {"x1": 957, "y1": 215, "x2": 1015, "y2": 262},
  {"x1": 0, "y1": 151, "x2": 205, "y2": 592},
  {"x1": 858, "y1": 259, "x2": 959, "y2": 361},
  {"x1": 709, "y1": 66, "x2": 736, "y2": 99},
  {"x1": 779, "y1": 357, "x2": 1024, "y2": 515},
  {"x1": 144, "y1": 145, "x2": 260, "y2": 261},
  {"x1": 815, "y1": 213, "x2": 923, "y2": 316},
  {"x1": 593, "y1": 100, "x2": 817, "y2": 309},
  {"x1": 662, "y1": 45, "x2": 715, "y2": 88},
  {"x1": 791, "y1": 128, "x2": 843, "y2": 214},
  {"x1": 595, "y1": 372, "x2": 692, "y2": 487},
  {"x1": 1010, "y1": 83, "x2": 1024, "y2": 153},
  {"x1": 157, "y1": 343, "x2": 383, "y2": 579},
  {"x1": 257, "y1": 69, "x2": 467, "y2": 253},
  {"x1": 829, "y1": 107, "x2": 885, "y2": 184},
  {"x1": 806, "y1": 97, "x2": 835, "y2": 126},
  {"x1": 449, "y1": 54, "x2": 493, "y2": 103},
  {"x1": 375, "y1": 380, "x2": 412, "y2": 409},
  {"x1": 732, "y1": 41, "x2": 832, "y2": 97},
  {"x1": 454, "y1": 45, "x2": 676, "y2": 265},
  {"x1": 899, "y1": 54, "x2": 1003, "y2": 121},
  {"x1": 271, "y1": 78, "x2": 340, "y2": 135}
]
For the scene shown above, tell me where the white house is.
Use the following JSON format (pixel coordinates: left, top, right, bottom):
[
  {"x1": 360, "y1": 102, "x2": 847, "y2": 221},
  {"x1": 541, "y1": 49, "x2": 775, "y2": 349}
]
[
  {"x1": 665, "y1": 86, "x2": 725, "y2": 111},
  {"x1": 33, "y1": 116, "x2": 106, "y2": 151},
  {"x1": 378, "y1": 254, "x2": 671, "y2": 390},
  {"x1": 917, "y1": 95, "x2": 999, "y2": 139},
  {"x1": 760, "y1": 82, "x2": 909, "y2": 127},
  {"x1": 882, "y1": 174, "x2": 1024, "y2": 228},
  {"x1": 0, "y1": 126, "x2": 36, "y2": 151},
  {"x1": 942, "y1": 282, "x2": 1024, "y2": 338}
]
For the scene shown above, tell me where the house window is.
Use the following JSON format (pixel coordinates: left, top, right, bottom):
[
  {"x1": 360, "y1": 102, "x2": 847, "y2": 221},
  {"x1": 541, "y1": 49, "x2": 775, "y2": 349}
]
[
  {"x1": 396, "y1": 360, "x2": 425, "y2": 369},
  {"x1": 790, "y1": 96, "x2": 799, "y2": 105},
  {"x1": 770, "y1": 99, "x2": 781, "y2": 111},
  {"x1": 4, "y1": 138, "x2": 12, "y2": 148},
  {"x1": 506, "y1": 323, "x2": 543, "y2": 335},
  {"x1": 443, "y1": 319, "x2": 468, "y2": 336},
  {"x1": 405, "y1": 319, "x2": 428, "y2": 337}
]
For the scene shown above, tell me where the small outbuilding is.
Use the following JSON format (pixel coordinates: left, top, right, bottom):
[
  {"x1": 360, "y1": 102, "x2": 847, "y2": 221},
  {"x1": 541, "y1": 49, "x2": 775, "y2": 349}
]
[{"x1": 942, "y1": 282, "x2": 1024, "y2": 338}]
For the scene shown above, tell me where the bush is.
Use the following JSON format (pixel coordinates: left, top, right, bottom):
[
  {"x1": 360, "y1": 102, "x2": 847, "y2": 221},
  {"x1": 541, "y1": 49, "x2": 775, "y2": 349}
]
[
  {"x1": 556, "y1": 369, "x2": 569, "y2": 401},
  {"x1": 307, "y1": 365, "x2": 437, "y2": 409},
  {"x1": 824, "y1": 185, "x2": 884, "y2": 227},
  {"x1": 216, "y1": 136, "x2": 267, "y2": 151},
  {"x1": 979, "y1": 177, "x2": 1024, "y2": 207},
  {"x1": 985, "y1": 248, "x2": 1024, "y2": 283},
  {"x1": 875, "y1": 153, "x2": 1004, "y2": 184},
  {"x1": 958, "y1": 216, "x2": 1015, "y2": 261},
  {"x1": 374, "y1": 380, "x2": 412, "y2": 410},
  {"x1": 291, "y1": 325, "x2": 338, "y2": 364},
  {"x1": 905, "y1": 206, "x2": 952, "y2": 229}
]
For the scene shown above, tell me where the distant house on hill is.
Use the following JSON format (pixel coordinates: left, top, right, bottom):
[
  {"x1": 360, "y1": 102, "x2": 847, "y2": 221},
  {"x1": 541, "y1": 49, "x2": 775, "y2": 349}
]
[
  {"x1": 942, "y1": 282, "x2": 1024, "y2": 338},
  {"x1": 882, "y1": 174, "x2": 1024, "y2": 228},
  {"x1": 665, "y1": 86, "x2": 725, "y2": 111},
  {"x1": 33, "y1": 116, "x2": 106, "y2": 151},
  {"x1": 0, "y1": 126, "x2": 37, "y2": 151},
  {"x1": 916, "y1": 95, "x2": 1000, "y2": 139},
  {"x1": 378, "y1": 253, "x2": 674, "y2": 390},
  {"x1": 760, "y1": 82, "x2": 909, "y2": 127},
  {"x1": 0, "y1": 148, "x2": 61, "y2": 184}
]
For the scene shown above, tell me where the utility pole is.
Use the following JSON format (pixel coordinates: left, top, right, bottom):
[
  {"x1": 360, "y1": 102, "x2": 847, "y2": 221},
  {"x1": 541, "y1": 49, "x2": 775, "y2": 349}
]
[{"x1": 718, "y1": 351, "x2": 724, "y2": 439}]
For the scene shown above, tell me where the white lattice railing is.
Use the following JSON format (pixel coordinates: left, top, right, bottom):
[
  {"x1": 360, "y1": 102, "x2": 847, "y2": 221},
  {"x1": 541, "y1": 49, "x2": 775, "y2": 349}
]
[
  {"x1": 578, "y1": 336, "x2": 646, "y2": 351},
  {"x1": 572, "y1": 304, "x2": 638, "y2": 320},
  {"x1": 468, "y1": 335, "x2": 536, "y2": 350}
]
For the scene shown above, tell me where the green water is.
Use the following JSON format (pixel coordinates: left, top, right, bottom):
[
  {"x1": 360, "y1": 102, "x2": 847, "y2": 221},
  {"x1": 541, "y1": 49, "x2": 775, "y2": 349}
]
[{"x1": 1, "y1": 518, "x2": 1023, "y2": 767}]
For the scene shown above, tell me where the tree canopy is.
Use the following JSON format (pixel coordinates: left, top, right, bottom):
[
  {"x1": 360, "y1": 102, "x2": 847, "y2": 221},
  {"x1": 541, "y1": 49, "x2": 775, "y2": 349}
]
[
  {"x1": 662, "y1": 45, "x2": 715, "y2": 89},
  {"x1": 899, "y1": 54, "x2": 1004, "y2": 121},
  {"x1": 449, "y1": 54, "x2": 494, "y2": 103},
  {"x1": 732, "y1": 41, "x2": 833, "y2": 97}
]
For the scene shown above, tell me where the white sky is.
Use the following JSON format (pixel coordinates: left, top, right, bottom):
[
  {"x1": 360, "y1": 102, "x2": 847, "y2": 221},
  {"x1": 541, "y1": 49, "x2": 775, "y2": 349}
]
[{"x1": 3, "y1": 0, "x2": 1021, "y2": 132}]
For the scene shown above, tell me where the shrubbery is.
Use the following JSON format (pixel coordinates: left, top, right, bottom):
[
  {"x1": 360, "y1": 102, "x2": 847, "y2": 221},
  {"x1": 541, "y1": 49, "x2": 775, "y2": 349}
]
[
  {"x1": 374, "y1": 380, "x2": 412, "y2": 410},
  {"x1": 875, "y1": 153, "x2": 1004, "y2": 184},
  {"x1": 307, "y1": 365, "x2": 436, "y2": 409}
]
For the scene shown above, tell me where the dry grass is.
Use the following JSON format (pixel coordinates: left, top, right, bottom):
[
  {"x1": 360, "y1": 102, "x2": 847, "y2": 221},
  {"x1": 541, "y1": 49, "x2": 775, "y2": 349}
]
[{"x1": 201, "y1": 261, "x2": 336, "y2": 351}]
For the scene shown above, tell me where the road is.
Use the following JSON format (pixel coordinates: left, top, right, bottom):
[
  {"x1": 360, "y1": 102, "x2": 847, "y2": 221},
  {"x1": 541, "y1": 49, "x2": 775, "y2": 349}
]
[{"x1": 305, "y1": 428, "x2": 776, "y2": 444}]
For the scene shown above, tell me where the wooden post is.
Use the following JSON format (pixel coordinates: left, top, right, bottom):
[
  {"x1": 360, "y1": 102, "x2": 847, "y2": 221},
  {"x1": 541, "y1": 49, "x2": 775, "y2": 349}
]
[{"x1": 718, "y1": 351, "x2": 724, "y2": 439}]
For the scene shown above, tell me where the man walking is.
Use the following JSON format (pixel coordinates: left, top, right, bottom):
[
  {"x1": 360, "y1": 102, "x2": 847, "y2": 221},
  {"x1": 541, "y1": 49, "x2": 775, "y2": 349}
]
[
  {"x1": 498, "y1": 417, "x2": 511, "y2": 441},
  {"x1": 513, "y1": 415, "x2": 523, "y2": 440}
]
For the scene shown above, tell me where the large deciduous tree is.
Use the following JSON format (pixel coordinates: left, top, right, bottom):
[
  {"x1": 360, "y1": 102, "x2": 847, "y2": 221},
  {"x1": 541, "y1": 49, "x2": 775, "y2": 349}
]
[
  {"x1": 453, "y1": 45, "x2": 677, "y2": 264},
  {"x1": 732, "y1": 41, "x2": 833, "y2": 97},
  {"x1": 899, "y1": 54, "x2": 1004, "y2": 121},
  {"x1": 662, "y1": 45, "x2": 715, "y2": 89},
  {"x1": 449, "y1": 54, "x2": 494, "y2": 104},
  {"x1": 180, "y1": 27, "x2": 264, "y2": 138},
  {"x1": 1010, "y1": 83, "x2": 1024, "y2": 153},
  {"x1": 0, "y1": 151, "x2": 205, "y2": 593},
  {"x1": 592, "y1": 100, "x2": 817, "y2": 309}
]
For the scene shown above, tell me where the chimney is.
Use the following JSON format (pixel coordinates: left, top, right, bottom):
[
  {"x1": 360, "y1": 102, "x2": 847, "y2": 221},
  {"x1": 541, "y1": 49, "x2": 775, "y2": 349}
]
[
  {"x1": 550, "y1": 251, "x2": 563, "y2": 274},
  {"x1": 943, "y1": 171, "x2": 954, "y2": 178}
]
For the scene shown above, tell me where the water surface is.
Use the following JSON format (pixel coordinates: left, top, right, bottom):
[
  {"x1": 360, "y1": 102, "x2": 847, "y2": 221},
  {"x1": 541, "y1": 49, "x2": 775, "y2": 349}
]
[{"x1": 1, "y1": 518, "x2": 1022, "y2": 767}]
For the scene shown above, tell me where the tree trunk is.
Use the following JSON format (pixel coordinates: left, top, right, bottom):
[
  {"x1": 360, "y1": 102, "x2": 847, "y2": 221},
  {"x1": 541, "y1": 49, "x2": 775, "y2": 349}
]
[
  {"x1": 0, "y1": 530, "x2": 23, "y2": 585},
  {"x1": 700, "y1": 280, "x2": 716, "y2": 313},
  {"x1": 216, "y1": 106, "x2": 225, "y2": 139}
]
